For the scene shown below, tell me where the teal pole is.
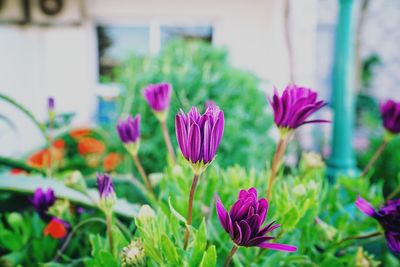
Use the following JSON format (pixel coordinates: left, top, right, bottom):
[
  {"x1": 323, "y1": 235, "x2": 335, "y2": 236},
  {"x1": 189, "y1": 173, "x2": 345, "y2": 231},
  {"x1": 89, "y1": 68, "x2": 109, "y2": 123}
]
[{"x1": 327, "y1": 0, "x2": 359, "y2": 180}]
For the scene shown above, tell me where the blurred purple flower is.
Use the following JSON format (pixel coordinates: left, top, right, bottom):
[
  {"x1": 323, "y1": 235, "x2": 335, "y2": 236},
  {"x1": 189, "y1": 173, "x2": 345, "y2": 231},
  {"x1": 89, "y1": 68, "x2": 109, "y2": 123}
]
[
  {"x1": 356, "y1": 196, "x2": 400, "y2": 253},
  {"x1": 48, "y1": 97, "x2": 55, "y2": 111},
  {"x1": 269, "y1": 85, "x2": 328, "y2": 130},
  {"x1": 143, "y1": 82, "x2": 172, "y2": 112},
  {"x1": 117, "y1": 115, "x2": 141, "y2": 144},
  {"x1": 175, "y1": 105, "x2": 224, "y2": 170},
  {"x1": 380, "y1": 100, "x2": 400, "y2": 135},
  {"x1": 216, "y1": 188, "x2": 297, "y2": 252},
  {"x1": 32, "y1": 188, "x2": 56, "y2": 221},
  {"x1": 96, "y1": 173, "x2": 115, "y2": 199}
]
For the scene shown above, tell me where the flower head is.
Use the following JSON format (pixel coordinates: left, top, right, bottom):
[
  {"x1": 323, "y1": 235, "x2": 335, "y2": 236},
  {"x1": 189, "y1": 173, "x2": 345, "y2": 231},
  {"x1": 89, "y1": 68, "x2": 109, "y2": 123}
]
[
  {"x1": 269, "y1": 85, "x2": 328, "y2": 134},
  {"x1": 216, "y1": 188, "x2": 297, "y2": 252},
  {"x1": 380, "y1": 100, "x2": 400, "y2": 137},
  {"x1": 48, "y1": 97, "x2": 55, "y2": 111},
  {"x1": 78, "y1": 137, "x2": 105, "y2": 155},
  {"x1": 143, "y1": 82, "x2": 172, "y2": 121},
  {"x1": 44, "y1": 217, "x2": 68, "y2": 239},
  {"x1": 355, "y1": 196, "x2": 400, "y2": 253},
  {"x1": 175, "y1": 104, "x2": 224, "y2": 174},
  {"x1": 97, "y1": 173, "x2": 116, "y2": 212},
  {"x1": 32, "y1": 188, "x2": 56, "y2": 220},
  {"x1": 117, "y1": 115, "x2": 141, "y2": 155},
  {"x1": 103, "y1": 152, "x2": 122, "y2": 172},
  {"x1": 70, "y1": 128, "x2": 92, "y2": 139},
  {"x1": 121, "y1": 240, "x2": 146, "y2": 267}
]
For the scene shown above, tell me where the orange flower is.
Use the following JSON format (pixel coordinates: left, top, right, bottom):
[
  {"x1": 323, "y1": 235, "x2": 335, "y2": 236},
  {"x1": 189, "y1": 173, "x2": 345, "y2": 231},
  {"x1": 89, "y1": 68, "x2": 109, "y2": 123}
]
[
  {"x1": 43, "y1": 218, "x2": 68, "y2": 239},
  {"x1": 103, "y1": 152, "x2": 122, "y2": 171},
  {"x1": 78, "y1": 137, "x2": 105, "y2": 156},
  {"x1": 28, "y1": 148, "x2": 63, "y2": 169},
  {"x1": 70, "y1": 128, "x2": 92, "y2": 139},
  {"x1": 53, "y1": 139, "x2": 65, "y2": 150},
  {"x1": 10, "y1": 168, "x2": 24, "y2": 174}
]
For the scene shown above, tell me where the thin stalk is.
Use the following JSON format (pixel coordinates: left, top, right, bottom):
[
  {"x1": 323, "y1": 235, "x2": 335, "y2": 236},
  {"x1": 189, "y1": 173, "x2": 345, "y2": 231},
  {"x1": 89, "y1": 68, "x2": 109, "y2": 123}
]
[
  {"x1": 386, "y1": 186, "x2": 400, "y2": 202},
  {"x1": 53, "y1": 217, "x2": 106, "y2": 262},
  {"x1": 361, "y1": 140, "x2": 387, "y2": 177},
  {"x1": 183, "y1": 173, "x2": 200, "y2": 249},
  {"x1": 266, "y1": 137, "x2": 288, "y2": 199},
  {"x1": 335, "y1": 231, "x2": 381, "y2": 247},
  {"x1": 132, "y1": 154, "x2": 154, "y2": 195},
  {"x1": 106, "y1": 213, "x2": 114, "y2": 257},
  {"x1": 224, "y1": 245, "x2": 239, "y2": 267},
  {"x1": 160, "y1": 120, "x2": 176, "y2": 164}
]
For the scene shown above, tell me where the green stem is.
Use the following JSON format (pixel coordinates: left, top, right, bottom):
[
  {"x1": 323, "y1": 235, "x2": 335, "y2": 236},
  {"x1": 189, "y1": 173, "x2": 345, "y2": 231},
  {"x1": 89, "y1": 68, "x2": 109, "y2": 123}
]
[
  {"x1": 183, "y1": 173, "x2": 200, "y2": 249},
  {"x1": 266, "y1": 136, "x2": 288, "y2": 199},
  {"x1": 224, "y1": 245, "x2": 239, "y2": 267},
  {"x1": 160, "y1": 120, "x2": 176, "y2": 164},
  {"x1": 53, "y1": 217, "x2": 106, "y2": 262},
  {"x1": 0, "y1": 94, "x2": 48, "y2": 144},
  {"x1": 132, "y1": 154, "x2": 154, "y2": 196},
  {"x1": 106, "y1": 213, "x2": 114, "y2": 257},
  {"x1": 361, "y1": 140, "x2": 387, "y2": 177},
  {"x1": 386, "y1": 186, "x2": 400, "y2": 202},
  {"x1": 335, "y1": 231, "x2": 382, "y2": 247}
]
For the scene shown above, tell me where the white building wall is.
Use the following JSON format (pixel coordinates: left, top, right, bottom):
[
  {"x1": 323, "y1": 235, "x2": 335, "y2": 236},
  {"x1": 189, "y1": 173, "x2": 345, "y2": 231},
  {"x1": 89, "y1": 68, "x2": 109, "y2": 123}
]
[{"x1": 0, "y1": 0, "x2": 317, "y2": 155}]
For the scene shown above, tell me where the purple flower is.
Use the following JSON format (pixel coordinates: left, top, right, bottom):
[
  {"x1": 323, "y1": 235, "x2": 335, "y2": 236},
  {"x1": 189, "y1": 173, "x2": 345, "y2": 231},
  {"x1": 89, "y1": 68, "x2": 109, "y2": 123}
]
[
  {"x1": 380, "y1": 100, "x2": 400, "y2": 135},
  {"x1": 32, "y1": 188, "x2": 56, "y2": 221},
  {"x1": 96, "y1": 173, "x2": 115, "y2": 199},
  {"x1": 48, "y1": 97, "x2": 55, "y2": 111},
  {"x1": 175, "y1": 105, "x2": 224, "y2": 172},
  {"x1": 269, "y1": 85, "x2": 328, "y2": 130},
  {"x1": 117, "y1": 115, "x2": 141, "y2": 144},
  {"x1": 216, "y1": 188, "x2": 297, "y2": 252},
  {"x1": 143, "y1": 82, "x2": 172, "y2": 112},
  {"x1": 355, "y1": 196, "x2": 400, "y2": 253}
]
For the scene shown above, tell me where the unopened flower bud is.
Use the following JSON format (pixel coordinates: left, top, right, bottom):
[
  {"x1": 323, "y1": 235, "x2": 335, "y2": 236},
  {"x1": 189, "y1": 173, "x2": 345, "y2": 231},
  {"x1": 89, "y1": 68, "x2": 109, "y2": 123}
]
[
  {"x1": 138, "y1": 205, "x2": 156, "y2": 223},
  {"x1": 96, "y1": 173, "x2": 116, "y2": 212}
]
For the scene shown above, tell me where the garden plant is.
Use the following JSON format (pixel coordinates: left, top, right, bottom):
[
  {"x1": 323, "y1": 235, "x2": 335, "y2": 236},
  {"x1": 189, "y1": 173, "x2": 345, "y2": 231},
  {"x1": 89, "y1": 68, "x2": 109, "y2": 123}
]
[{"x1": 0, "y1": 41, "x2": 399, "y2": 267}]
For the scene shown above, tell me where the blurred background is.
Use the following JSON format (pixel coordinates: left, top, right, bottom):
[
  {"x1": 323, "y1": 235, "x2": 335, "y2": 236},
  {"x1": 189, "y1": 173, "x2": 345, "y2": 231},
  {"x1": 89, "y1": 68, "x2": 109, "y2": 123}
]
[{"x1": 0, "y1": 0, "x2": 399, "y2": 184}]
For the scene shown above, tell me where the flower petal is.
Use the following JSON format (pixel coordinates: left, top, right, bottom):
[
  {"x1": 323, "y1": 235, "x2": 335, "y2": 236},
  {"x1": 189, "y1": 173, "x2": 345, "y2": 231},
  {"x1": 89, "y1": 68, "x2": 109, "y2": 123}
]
[
  {"x1": 258, "y1": 242, "x2": 297, "y2": 252},
  {"x1": 355, "y1": 196, "x2": 376, "y2": 217}
]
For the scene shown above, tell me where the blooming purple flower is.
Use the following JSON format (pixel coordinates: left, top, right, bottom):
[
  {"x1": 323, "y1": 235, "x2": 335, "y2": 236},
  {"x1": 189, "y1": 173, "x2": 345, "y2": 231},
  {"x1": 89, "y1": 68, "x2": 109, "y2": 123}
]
[
  {"x1": 96, "y1": 173, "x2": 115, "y2": 199},
  {"x1": 32, "y1": 188, "x2": 56, "y2": 221},
  {"x1": 380, "y1": 100, "x2": 400, "y2": 135},
  {"x1": 355, "y1": 196, "x2": 400, "y2": 253},
  {"x1": 175, "y1": 105, "x2": 224, "y2": 172},
  {"x1": 143, "y1": 82, "x2": 172, "y2": 112},
  {"x1": 216, "y1": 188, "x2": 297, "y2": 252},
  {"x1": 269, "y1": 85, "x2": 328, "y2": 130},
  {"x1": 117, "y1": 115, "x2": 141, "y2": 144}
]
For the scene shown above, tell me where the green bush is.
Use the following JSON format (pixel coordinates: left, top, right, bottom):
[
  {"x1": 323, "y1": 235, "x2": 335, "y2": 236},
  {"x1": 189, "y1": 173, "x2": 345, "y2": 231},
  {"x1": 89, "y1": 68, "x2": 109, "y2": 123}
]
[{"x1": 109, "y1": 39, "x2": 274, "y2": 173}]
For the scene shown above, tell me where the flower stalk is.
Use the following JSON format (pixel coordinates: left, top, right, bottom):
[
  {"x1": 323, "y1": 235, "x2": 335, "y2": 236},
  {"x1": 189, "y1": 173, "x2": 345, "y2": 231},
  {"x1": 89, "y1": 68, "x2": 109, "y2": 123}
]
[
  {"x1": 105, "y1": 211, "x2": 114, "y2": 256},
  {"x1": 361, "y1": 140, "x2": 387, "y2": 177},
  {"x1": 266, "y1": 135, "x2": 290, "y2": 200},
  {"x1": 160, "y1": 119, "x2": 176, "y2": 164},
  {"x1": 224, "y1": 245, "x2": 238, "y2": 267},
  {"x1": 131, "y1": 153, "x2": 154, "y2": 196},
  {"x1": 183, "y1": 173, "x2": 200, "y2": 249}
]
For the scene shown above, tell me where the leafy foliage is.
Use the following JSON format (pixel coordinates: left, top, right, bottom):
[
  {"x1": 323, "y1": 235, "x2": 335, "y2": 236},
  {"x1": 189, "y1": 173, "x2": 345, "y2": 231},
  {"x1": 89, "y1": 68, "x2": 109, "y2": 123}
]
[{"x1": 110, "y1": 39, "x2": 274, "y2": 173}]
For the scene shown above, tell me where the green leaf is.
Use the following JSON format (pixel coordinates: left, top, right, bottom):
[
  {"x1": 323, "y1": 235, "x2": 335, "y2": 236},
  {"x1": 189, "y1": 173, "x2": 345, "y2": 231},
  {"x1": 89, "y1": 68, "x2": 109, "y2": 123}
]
[
  {"x1": 0, "y1": 175, "x2": 139, "y2": 218},
  {"x1": 199, "y1": 245, "x2": 217, "y2": 267},
  {"x1": 190, "y1": 219, "x2": 207, "y2": 266},
  {"x1": 161, "y1": 233, "x2": 179, "y2": 264},
  {"x1": 0, "y1": 231, "x2": 23, "y2": 251},
  {"x1": 98, "y1": 250, "x2": 118, "y2": 267},
  {"x1": 111, "y1": 225, "x2": 129, "y2": 253},
  {"x1": 168, "y1": 197, "x2": 187, "y2": 224},
  {"x1": 89, "y1": 234, "x2": 104, "y2": 256}
]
